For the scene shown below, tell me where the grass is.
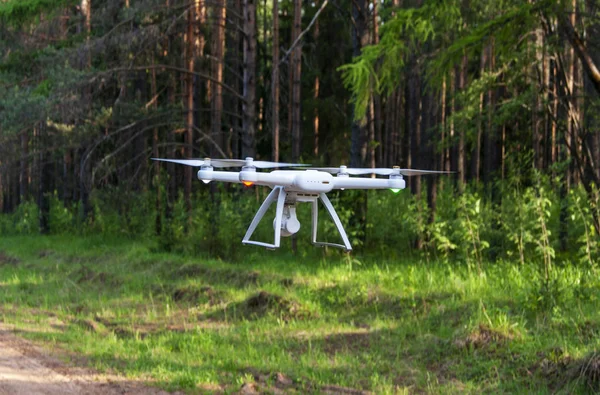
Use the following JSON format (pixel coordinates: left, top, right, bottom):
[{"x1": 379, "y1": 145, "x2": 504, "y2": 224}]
[{"x1": 0, "y1": 235, "x2": 599, "y2": 393}]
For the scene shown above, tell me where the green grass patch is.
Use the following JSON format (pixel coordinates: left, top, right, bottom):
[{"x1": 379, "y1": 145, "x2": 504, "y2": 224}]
[{"x1": 0, "y1": 235, "x2": 599, "y2": 393}]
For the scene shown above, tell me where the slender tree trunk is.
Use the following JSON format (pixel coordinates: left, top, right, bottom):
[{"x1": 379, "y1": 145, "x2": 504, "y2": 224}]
[
  {"x1": 406, "y1": 64, "x2": 421, "y2": 194},
  {"x1": 184, "y1": 2, "x2": 198, "y2": 219},
  {"x1": 63, "y1": 149, "x2": 72, "y2": 206},
  {"x1": 165, "y1": 0, "x2": 176, "y2": 227},
  {"x1": 242, "y1": 0, "x2": 257, "y2": 158},
  {"x1": 0, "y1": 165, "x2": 4, "y2": 214},
  {"x1": 440, "y1": 76, "x2": 447, "y2": 173},
  {"x1": 457, "y1": 53, "x2": 467, "y2": 189},
  {"x1": 383, "y1": 93, "x2": 392, "y2": 167},
  {"x1": 533, "y1": 27, "x2": 544, "y2": 171},
  {"x1": 212, "y1": 0, "x2": 226, "y2": 157},
  {"x1": 38, "y1": 123, "x2": 50, "y2": 234},
  {"x1": 20, "y1": 131, "x2": 29, "y2": 202},
  {"x1": 350, "y1": 0, "x2": 368, "y2": 167},
  {"x1": 0, "y1": 164, "x2": 3, "y2": 213},
  {"x1": 372, "y1": 0, "x2": 382, "y2": 167},
  {"x1": 483, "y1": 40, "x2": 497, "y2": 186},
  {"x1": 313, "y1": 0, "x2": 320, "y2": 157},
  {"x1": 151, "y1": 54, "x2": 161, "y2": 235},
  {"x1": 291, "y1": 0, "x2": 302, "y2": 161},
  {"x1": 368, "y1": 98, "x2": 376, "y2": 170},
  {"x1": 473, "y1": 48, "x2": 486, "y2": 182},
  {"x1": 448, "y1": 69, "x2": 455, "y2": 175},
  {"x1": 272, "y1": 0, "x2": 280, "y2": 161},
  {"x1": 551, "y1": 58, "x2": 558, "y2": 178},
  {"x1": 80, "y1": 0, "x2": 92, "y2": 221}
]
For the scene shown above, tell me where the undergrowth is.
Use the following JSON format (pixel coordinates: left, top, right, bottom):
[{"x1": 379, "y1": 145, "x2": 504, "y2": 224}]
[{"x1": 0, "y1": 236, "x2": 599, "y2": 393}]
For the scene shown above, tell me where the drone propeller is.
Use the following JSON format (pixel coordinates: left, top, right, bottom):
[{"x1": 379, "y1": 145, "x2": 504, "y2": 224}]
[
  {"x1": 312, "y1": 166, "x2": 453, "y2": 176},
  {"x1": 152, "y1": 157, "x2": 309, "y2": 169},
  {"x1": 211, "y1": 158, "x2": 309, "y2": 169}
]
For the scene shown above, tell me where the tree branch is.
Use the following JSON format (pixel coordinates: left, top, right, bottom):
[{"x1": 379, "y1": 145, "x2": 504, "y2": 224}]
[
  {"x1": 278, "y1": 0, "x2": 329, "y2": 68},
  {"x1": 558, "y1": 12, "x2": 600, "y2": 95}
]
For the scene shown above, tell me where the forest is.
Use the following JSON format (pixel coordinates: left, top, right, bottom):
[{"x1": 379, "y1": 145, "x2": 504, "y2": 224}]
[
  {"x1": 0, "y1": 0, "x2": 599, "y2": 264},
  {"x1": 1, "y1": 0, "x2": 600, "y2": 392}
]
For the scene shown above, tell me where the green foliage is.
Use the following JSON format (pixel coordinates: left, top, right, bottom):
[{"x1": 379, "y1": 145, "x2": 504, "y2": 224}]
[
  {"x1": 568, "y1": 185, "x2": 600, "y2": 269},
  {"x1": 340, "y1": 0, "x2": 462, "y2": 119},
  {"x1": 2, "y1": 176, "x2": 598, "y2": 277},
  {"x1": 1, "y1": 235, "x2": 600, "y2": 392},
  {"x1": 366, "y1": 189, "x2": 419, "y2": 257},
  {"x1": 0, "y1": 0, "x2": 77, "y2": 25},
  {"x1": 48, "y1": 193, "x2": 77, "y2": 234},
  {"x1": 0, "y1": 200, "x2": 39, "y2": 235}
]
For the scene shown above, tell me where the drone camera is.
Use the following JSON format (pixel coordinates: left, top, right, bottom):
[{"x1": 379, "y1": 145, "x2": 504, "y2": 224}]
[{"x1": 274, "y1": 206, "x2": 301, "y2": 237}]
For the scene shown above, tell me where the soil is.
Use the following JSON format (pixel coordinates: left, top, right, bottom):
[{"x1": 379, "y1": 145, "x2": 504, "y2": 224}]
[{"x1": 0, "y1": 323, "x2": 180, "y2": 395}]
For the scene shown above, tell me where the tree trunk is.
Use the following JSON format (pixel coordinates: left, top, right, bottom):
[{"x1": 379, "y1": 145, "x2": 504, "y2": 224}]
[
  {"x1": 291, "y1": 0, "x2": 302, "y2": 161},
  {"x1": 184, "y1": 2, "x2": 197, "y2": 219},
  {"x1": 313, "y1": 0, "x2": 320, "y2": 158},
  {"x1": 457, "y1": 53, "x2": 467, "y2": 189},
  {"x1": 473, "y1": 48, "x2": 486, "y2": 182},
  {"x1": 559, "y1": 8, "x2": 600, "y2": 96},
  {"x1": 20, "y1": 131, "x2": 29, "y2": 202},
  {"x1": 151, "y1": 54, "x2": 161, "y2": 235},
  {"x1": 483, "y1": 40, "x2": 497, "y2": 187},
  {"x1": 272, "y1": 0, "x2": 280, "y2": 161},
  {"x1": 440, "y1": 76, "x2": 447, "y2": 173},
  {"x1": 80, "y1": 0, "x2": 92, "y2": 221},
  {"x1": 447, "y1": 69, "x2": 454, "y2": 174},
  {"x1": 38, "y1": 123, "x2": 51, "y2": 234},
  {"x1": 212, "y1": 0, "x2": 226, "y2": 157},
  {"x1": 0, "y1": 163, "x2": 4, "y2": 213},
  {"x1": 372, "y1": 0, "x2": 382, "y2": 167},
  {"x1": 242, "y1": 0, "x2": 257, "y2": 158},
  {"x1": 350, "y1": 0, "x2": 368, "y2": 168},
  {"x1": 406, "y1": 64, "x2": 421, "y2": 195}
]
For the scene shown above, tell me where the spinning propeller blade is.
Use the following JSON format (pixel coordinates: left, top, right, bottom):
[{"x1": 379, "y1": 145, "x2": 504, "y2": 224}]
[
  {"x1": 151, "y1": 158, "x2": 206, "y2": 167},
  {"x1": 152, "y1": 157, "x2": 310, "y2": 168},
  {"x1": 312, "y1": 167, "x2": 453, "y2": 176},
  {"x1": 210, "y1": 159, "x2": 309, "y2": 168}
]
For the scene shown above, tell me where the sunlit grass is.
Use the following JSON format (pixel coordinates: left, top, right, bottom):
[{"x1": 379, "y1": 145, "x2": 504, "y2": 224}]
[{"x1": 1, "y1": 235, "x2": 599, "y2": 393}]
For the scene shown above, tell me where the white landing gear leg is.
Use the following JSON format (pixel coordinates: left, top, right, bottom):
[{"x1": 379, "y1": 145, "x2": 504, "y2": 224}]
[
  {"x1": 311, "y1": 193, "x2": 353, "y2": 251},
  {"x1": 242, "y1": 186, "x2": 287, "y2": 249}
]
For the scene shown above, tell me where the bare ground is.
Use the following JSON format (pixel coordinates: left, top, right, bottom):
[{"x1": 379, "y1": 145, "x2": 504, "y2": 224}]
[{"x1": 0, "y1": 323, "x2": 181, "y2": 395}]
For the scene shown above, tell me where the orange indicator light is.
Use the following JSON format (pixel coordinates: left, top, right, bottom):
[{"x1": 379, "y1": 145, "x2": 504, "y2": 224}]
[{"x1": 242, "y1": 181, "x2": 254, "y2": 187}]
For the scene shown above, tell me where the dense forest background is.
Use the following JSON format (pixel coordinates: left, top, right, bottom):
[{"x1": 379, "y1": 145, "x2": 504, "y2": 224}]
[{"x1": 0, "y1": 0, "x2": 598, "y2": 269}]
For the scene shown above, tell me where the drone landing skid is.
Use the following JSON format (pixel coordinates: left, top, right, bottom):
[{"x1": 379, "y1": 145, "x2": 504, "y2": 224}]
[
  {"x1": 242, "y1": 187, "x2": 353, "y2": 251},
  {"x1": 311, "y1": 193, "x2": 352, "y2": 251}
]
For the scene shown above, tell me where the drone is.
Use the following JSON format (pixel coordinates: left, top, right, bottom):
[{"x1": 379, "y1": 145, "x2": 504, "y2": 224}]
[{"x1": 153, "y1": 157, "x2": 449, "y2": 251}]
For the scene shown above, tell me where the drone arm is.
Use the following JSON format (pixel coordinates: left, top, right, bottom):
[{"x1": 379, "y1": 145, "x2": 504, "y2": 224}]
[
  {"x1": 331, "y1": 177, "x2": 406, "y2": 190},
  {"x1": 197, "y1": 170, "x2": 242, "y2": 184},
  {"x1": 240, "y1": 171, "x2": 296, "y2": 187}
]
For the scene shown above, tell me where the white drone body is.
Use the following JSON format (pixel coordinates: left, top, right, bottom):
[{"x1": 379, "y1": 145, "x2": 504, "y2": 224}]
[{"x1": 154, "y1": 157, "x2": 448, "y2": 251}]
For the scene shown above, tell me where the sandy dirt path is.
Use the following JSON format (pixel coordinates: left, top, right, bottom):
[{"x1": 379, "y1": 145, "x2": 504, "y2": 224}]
[{"x1": 0, "y1": 324, "x2": 179, "y2": 395}]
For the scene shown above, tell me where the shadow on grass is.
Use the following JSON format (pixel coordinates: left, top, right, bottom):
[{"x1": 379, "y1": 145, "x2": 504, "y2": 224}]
[{"x1": 5, "y1": 308, "x2": 578, "y2": 395}]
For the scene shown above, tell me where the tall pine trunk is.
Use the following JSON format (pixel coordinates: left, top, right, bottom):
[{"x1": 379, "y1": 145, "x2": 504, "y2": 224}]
[
  {"x1": 272, "y1": 0, "x2": 280, "y2": 161},
  {"x1": 212, "y1": 0, "x2": 226, "y2": 156},
  {"x1": 291, "y1": 0, "x2": 302, "y2": 161},
  {"x1": 184, "y1": 2, "x2": 198, "y2": 220},
  {"x1": 242, "y1": 0, "x2": 257, "y2": 158}
]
